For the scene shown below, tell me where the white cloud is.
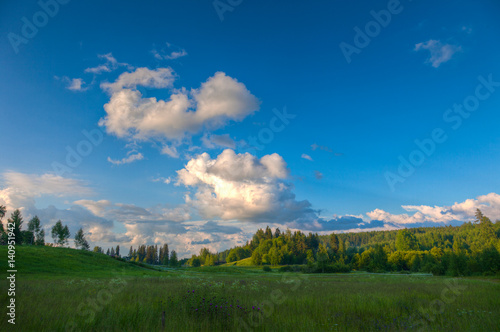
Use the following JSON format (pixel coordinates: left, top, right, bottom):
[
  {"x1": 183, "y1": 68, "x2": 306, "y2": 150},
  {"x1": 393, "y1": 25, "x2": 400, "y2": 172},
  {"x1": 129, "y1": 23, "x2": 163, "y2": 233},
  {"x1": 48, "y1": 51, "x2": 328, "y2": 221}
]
[
  {"x1": 414, "y1": 40, "x2": 461, "y2": 68},
  {"x1": 448, "y1": 193, "x2": 500, "y2": 221},
  {"x1": 176, "y1": 149, "x2": 317, "y2": 224},
  {"x1": 107, "y1": 152, "x2": 144, "y2": 165},
  {"x1": 301, "y1": 154, "x2": 313, "y2": 161},
  {"x1": 85, "y1": 65, "x2": 111, "y2": 75},
  {"x1": 161, "y1": 145, "x2": 180, "y2": 158},
  {"x1": 66, "y1": 78, "x2": 87, "y2": 91},
  {"x1": 55, "y1": 76, "x2": 88, "y2": 91},
  {"x1": 0, "y1": 172, "x2": 110, "y2": 247},
  {"x1": 100, "y1": 67, "x2": 176, "y2": 93},
  {"x1": 99, "y1": 69, "x2": 260, "y2": 141},
  {"x1": 152, "y1": 42, "x2": 188, "y2": 61},
  {"x1": 0, "y1": 172, "x2": 92, "y2": 211},
  {"x1": 85, "y1": 53, "x2": 130, "y2": 75},
  {"x1": 75, "y1": 199, "x2": 191, "y2": 223},
  {"x1": 72, "y1": 199, "x2": 112, "y2": 217},
  {"x1": 164, "y1": 50, "x2": 188, "y2": 60},
  {"x1": 151, "y1": 176, "x2": 172, "y2": 184},
  {"x1": 367, "y1": 193, "x2": 500, "y2": 225}
]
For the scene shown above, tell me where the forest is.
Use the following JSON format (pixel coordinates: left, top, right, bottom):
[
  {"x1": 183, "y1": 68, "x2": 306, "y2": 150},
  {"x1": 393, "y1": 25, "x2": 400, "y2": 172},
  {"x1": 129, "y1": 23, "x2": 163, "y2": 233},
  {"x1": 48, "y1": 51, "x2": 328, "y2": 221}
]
[
  {"x1": 188, "y1": 209, "x2": 500, "y2": 276},
  {"x1": 2, "y1": 204, "x2": 499, "y2": 276}
]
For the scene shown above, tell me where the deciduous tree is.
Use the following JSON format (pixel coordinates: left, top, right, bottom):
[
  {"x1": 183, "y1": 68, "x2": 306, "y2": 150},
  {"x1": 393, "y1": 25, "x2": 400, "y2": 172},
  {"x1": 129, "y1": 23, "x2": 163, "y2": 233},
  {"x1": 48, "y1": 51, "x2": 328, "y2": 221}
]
[
  {"x1": 51, "y1": 220, "x2": 70, "y2": 247},
  {"x1": 74, "y1": 228, "x2": 90, "y2": 250}
]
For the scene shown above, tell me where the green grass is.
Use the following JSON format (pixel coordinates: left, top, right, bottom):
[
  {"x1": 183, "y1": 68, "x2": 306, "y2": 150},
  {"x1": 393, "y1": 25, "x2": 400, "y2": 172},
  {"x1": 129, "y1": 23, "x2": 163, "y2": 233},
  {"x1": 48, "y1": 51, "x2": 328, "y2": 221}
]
[
  {"x1": 223, "y1": 257, "x2": 254, "y2": 266},
  {"x1": 0, "y1": 245, "x2": 162, "y2": 278},
  {"x1": 1, "y1": 246, "x2": 499, "y2": 331}
]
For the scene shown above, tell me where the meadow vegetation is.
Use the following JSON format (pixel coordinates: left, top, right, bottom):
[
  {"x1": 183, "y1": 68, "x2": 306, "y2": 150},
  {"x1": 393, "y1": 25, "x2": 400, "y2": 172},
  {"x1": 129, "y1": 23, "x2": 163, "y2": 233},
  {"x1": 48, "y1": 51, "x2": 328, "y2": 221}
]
[{"x1": 1, "y1": 246, "x2": 499, "y2": 331}]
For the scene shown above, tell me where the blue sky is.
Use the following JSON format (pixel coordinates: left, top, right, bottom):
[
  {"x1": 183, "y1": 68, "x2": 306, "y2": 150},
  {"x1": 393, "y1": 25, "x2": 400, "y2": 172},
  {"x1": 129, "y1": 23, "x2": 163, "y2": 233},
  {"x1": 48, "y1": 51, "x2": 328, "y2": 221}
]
[{"x1": 1, "y1": 0, "x2": 499, "y2": 257}]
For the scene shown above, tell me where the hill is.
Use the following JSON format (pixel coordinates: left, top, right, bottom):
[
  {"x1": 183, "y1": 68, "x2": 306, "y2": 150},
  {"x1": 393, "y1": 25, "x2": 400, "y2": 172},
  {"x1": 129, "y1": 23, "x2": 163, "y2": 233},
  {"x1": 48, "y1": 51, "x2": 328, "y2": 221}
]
[{"x1": 0, "y1": 245, "x2": 162, "y2": 278}]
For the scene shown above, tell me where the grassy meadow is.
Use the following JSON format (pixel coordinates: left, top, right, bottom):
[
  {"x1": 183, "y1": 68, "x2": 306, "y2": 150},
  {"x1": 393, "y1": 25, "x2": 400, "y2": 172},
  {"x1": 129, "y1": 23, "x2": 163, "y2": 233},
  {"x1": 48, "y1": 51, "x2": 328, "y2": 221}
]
[{"x1": 1, "y1": 246, "x2": 499, "y2": 331}]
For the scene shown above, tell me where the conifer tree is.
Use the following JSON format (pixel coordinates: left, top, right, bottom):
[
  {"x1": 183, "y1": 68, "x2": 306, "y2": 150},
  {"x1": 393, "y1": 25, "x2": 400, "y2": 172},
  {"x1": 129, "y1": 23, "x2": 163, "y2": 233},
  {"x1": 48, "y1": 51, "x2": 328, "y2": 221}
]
[
  {"x1": 170, "y1": 250, "x2": 178, "y2": 267},
  {"x1": 8, "y1": 209, "x2": 24, "y2": 245}
]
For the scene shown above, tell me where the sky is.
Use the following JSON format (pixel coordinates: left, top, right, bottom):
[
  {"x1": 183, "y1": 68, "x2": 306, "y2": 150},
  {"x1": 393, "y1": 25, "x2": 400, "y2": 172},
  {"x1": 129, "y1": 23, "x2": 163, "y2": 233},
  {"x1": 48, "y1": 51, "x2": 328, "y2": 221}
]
[{"x1": 1, "y1": 0, "x2": 500, "y2": 258}]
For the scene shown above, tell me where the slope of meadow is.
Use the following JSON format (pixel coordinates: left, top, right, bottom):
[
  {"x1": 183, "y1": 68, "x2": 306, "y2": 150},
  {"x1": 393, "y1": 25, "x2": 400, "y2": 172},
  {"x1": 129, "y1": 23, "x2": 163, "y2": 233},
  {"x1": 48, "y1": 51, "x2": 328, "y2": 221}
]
[{"x1": 0, "y1": 245, "x2": 161, "y2": 278}]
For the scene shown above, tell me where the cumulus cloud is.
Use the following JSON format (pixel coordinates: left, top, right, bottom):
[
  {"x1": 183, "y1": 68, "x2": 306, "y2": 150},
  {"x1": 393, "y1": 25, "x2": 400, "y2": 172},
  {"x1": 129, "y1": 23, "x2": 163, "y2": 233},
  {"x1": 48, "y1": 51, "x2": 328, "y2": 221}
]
[
  {"x1": 107, "y1": 152, "x2": 144, "y2": 165},
  {"x1": 367, "y1": 193, "x2": 500, "y2": 225},
  {"x1": 414, "y1": 40, "x2": 461, "y2": 68},
  {"x1": 98, "y1": 69, "x2": 260, "y2": 141},
  {"x1": 176, "y1": 149, "x2": 317, "y2": 224}
]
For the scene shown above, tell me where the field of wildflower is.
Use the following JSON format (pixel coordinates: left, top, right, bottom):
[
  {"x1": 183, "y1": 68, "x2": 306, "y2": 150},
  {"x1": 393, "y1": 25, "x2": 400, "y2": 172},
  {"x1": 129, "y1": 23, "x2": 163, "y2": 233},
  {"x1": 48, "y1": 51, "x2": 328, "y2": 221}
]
[{"x1": 2, "y1": 267, "x2": 499, "y2": 331}]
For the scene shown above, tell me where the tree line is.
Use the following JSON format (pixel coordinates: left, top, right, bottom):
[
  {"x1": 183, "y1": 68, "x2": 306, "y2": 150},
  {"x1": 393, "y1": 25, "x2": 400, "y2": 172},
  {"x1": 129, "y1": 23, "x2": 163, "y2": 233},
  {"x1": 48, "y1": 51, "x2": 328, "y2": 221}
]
[
  {"x1": 123, "y1": 244, "x2": 180, "y2": 267},
  {"x1": 0, "y1": 207, "x2": 87, "y2": 248},
  {"x1": 188, "y1": 209, "x2": 500, "y2": 276},
  {"x1": 0, "y1": 205, "x2": 184, "y2": 266}
]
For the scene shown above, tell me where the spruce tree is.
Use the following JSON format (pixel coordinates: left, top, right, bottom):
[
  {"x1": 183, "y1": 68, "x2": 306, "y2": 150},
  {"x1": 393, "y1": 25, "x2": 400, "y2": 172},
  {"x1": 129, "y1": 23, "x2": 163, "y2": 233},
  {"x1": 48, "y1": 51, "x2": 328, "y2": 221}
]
[
  {"x1": 162, "y1": 244, "x2": 169, "y2": 265},
  {"x1": 329, "y1": 233, "x2": 339, "y2": 253},
  {"x1": 0, "y1": 205, "x2": 6, "y2": 245},
  {"x1": 170, "y1": 250, "x2": 178, "y2": 267},
  {"x1": 8, "y1": 209, "x2": 24, "y2": 245}
]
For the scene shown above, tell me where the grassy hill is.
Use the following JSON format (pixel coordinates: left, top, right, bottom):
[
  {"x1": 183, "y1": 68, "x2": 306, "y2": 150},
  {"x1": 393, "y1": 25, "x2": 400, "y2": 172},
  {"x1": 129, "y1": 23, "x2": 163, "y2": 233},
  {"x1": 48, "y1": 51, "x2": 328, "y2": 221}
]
[{"x1": 0, "y1": 245, "x2": 163, "y2": 278}]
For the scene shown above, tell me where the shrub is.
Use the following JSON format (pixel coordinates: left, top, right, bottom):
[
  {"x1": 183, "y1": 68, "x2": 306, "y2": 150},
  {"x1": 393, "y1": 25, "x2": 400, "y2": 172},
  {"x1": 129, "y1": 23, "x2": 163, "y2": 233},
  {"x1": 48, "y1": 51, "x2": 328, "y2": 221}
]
[
  {"x1": 262, "y1": 266, "x2": 272, "y2": 272},
  {"x1": 278, "y1": 266, "x2": 293, "y2": 273},
  {"x1": 322, "y1": 263, "x2": 351, "y2": 273}
]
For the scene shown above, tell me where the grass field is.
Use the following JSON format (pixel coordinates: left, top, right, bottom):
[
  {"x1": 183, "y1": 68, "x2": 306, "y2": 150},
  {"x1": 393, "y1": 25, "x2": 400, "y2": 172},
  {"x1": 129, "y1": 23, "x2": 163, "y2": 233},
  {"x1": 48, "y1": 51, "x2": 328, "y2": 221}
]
[{"x1": 1, "y1": 246, "x2": 499, "y2": 331}]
